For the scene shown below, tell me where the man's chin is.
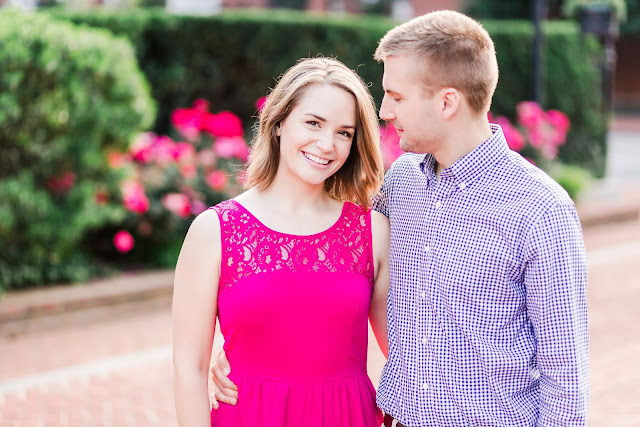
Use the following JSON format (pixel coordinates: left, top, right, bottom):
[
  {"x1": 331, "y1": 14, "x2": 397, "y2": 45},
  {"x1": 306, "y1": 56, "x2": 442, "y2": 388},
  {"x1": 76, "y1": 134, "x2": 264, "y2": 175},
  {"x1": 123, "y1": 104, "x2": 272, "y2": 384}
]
[{"x1": 399, "y1": 139, "x2": 416, "y2": 153}]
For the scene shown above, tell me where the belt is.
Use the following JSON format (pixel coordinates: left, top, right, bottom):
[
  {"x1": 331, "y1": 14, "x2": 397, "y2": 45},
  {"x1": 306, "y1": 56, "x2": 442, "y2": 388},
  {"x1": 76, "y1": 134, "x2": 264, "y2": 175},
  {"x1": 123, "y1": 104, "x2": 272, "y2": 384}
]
[{"x1": 383, "y1": 413, "x2": 405, "y2": 427}]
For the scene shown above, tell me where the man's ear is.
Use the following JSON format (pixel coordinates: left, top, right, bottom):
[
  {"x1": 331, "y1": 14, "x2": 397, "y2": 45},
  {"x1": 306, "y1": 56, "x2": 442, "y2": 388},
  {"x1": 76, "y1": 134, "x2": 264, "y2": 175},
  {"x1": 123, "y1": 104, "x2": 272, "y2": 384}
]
[{"x1": 440, "y1": 87, "x2": 460, "y2": 120}]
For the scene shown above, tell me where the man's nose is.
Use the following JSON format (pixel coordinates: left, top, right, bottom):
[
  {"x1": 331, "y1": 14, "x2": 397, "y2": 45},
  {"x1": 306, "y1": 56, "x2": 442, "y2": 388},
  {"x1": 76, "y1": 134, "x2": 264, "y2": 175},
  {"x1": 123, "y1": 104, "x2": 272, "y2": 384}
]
[{"x1": 379, "y1": 95, "x2": 395, "y2": 121}]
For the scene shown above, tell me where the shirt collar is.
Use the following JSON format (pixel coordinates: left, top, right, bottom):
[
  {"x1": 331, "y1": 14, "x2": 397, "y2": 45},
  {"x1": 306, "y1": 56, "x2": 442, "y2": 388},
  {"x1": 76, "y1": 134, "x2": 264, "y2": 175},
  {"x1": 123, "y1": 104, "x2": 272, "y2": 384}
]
[{"x1": 419, "y1": 124, "x2": 509, "y2": 186}]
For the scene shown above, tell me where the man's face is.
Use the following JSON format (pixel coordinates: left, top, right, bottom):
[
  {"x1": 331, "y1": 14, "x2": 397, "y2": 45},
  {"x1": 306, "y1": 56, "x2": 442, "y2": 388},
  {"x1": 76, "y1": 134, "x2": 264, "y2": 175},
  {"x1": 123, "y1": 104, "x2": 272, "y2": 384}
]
[{"x1": 379, "y1": 54, "x2": 444, "y2": 154}]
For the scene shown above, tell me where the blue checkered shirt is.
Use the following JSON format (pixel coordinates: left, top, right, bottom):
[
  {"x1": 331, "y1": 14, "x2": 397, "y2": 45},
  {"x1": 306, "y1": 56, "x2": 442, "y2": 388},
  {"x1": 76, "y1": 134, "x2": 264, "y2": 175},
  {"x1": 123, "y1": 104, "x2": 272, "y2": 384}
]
[{"x1": 373, "y1": 125, "x2": 589, "y2": 426}]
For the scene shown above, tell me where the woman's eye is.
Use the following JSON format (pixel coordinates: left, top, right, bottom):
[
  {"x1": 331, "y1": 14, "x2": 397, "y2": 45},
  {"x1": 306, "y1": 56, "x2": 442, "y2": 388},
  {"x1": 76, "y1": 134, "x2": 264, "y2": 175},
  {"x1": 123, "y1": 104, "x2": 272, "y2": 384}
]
[
  {"x1": 339, "y1": 131, "x2": 353, "y2": 138},
  {"x1": 307, "y1": 121, "x2": 320, "y2": 127}
]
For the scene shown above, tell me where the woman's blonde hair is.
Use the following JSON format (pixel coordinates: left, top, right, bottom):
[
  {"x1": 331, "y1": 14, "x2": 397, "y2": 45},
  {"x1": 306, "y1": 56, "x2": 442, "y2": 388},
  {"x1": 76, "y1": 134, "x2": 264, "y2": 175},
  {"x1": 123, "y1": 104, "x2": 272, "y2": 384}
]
[
  {"x1": 244, "y1": 57, "x2": 384, "y2": 208},
  {"x1": 374, "y1": 10, "x2": 499, "y2": 115}
]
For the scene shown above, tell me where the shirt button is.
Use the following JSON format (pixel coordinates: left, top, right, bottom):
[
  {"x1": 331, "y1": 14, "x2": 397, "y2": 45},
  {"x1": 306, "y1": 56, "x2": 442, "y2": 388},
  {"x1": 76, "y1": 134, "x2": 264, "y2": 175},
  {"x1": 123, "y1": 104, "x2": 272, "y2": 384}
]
[
  {"x1": 422, "y1": 382, "x2": 428, "y2": 390},
  {"x1": 421, "y1": 291, "x2": 426, "y2": 298},
  {"x1": 421, "y1": 337, "x2": 427, "y2": 344},
  {"x1": 434, "y1": 201, "x2": 442, "y2": 209},
  {"x1": 424, "y1": 245, "x2": 430, "y2": 253},
  {"x1": 459, "y1": 181, "x2": 466, "y2": 190}
]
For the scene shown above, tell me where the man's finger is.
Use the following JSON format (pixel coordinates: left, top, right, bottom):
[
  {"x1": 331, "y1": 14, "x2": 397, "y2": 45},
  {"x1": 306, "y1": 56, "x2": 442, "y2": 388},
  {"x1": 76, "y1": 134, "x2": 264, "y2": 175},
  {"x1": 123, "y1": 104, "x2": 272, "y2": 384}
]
[
  {"x1": 210, "y1": 393, "x2": 219, "y2": 410},
  {"x1": 211, "y1": 363, "x2": 239, "y2": 393},
  {"x1": 215, "y1": 387, "x2": 238, "y2": 405},
  {"x1": 216, "y1": 351, "x2": 231, "y2": 373}
]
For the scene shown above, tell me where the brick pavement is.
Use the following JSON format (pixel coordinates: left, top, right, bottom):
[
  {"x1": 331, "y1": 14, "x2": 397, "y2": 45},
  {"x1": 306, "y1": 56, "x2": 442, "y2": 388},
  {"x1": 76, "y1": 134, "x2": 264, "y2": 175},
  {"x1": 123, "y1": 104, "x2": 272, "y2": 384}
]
[{"x1": 1, "y1": 218, "x2": 638, "y2": 426}]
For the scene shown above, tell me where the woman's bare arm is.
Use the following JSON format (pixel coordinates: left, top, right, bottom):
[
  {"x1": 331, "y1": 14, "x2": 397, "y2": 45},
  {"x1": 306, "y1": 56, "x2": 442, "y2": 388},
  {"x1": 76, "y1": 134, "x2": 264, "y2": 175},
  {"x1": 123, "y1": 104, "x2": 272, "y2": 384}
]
[{"x1": 172, "y1": 209, "x2": 222, "y2": 426}]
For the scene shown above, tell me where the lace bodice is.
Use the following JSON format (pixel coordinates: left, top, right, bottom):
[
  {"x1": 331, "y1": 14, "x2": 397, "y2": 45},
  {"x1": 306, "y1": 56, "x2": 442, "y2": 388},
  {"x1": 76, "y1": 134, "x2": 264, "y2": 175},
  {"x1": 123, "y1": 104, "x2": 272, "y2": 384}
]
[{"x1": 211, "y1": 200, "x2": 374, "y2": 291}]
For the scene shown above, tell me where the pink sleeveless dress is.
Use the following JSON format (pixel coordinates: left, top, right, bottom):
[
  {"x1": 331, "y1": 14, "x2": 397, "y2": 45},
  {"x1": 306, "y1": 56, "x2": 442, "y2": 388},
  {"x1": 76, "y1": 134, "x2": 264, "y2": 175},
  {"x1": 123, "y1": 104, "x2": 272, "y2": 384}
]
[{"x1": 210, "y1": 200, "x2": 382, "y2": 427}]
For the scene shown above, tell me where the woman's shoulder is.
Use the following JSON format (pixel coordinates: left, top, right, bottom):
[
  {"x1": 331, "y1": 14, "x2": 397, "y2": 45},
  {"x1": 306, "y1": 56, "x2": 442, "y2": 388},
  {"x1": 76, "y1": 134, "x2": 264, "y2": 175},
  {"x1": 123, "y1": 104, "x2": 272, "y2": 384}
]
[
  {"x1": 342, "y1": 201, "x2": 373, "y2": 225},
  {"x1": 342, "y1": 202, "x2": 388, "y2": 235},
  {"x1": 209, "y1": 199, "x2": 238, "y2": 214}
]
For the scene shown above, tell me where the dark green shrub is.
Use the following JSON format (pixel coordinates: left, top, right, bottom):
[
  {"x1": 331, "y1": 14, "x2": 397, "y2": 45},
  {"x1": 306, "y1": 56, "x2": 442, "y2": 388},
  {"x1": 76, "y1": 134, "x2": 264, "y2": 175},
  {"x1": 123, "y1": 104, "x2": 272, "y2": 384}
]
[
  {"x1": 0, "y1": 9, "x2": 156, "y2": 290},
  {"x1": 51, "y1": 8, "x2": 608, "y2": 176}
]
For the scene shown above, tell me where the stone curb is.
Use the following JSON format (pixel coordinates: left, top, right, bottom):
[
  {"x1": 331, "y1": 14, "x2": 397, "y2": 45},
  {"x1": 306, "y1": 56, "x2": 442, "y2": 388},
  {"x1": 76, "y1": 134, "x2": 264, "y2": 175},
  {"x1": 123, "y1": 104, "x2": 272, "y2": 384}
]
[
  {"x1": 0, "y1": 270, "x2": 174, "y2": 325},
  {"x1": 575, "y1": 185, "x2": 640, "y2": 228}
]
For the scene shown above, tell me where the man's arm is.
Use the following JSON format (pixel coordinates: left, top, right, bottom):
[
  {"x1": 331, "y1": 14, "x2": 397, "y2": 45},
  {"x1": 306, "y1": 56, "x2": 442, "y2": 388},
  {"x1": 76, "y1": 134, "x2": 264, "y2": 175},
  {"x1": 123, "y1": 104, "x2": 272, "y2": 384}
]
[
  {"x1": 372, "y1": 166, "x2": 394, "y2": 217},
  {"x1": 370, "y1": 210, "x2": 390, "y2": 358},
  {"x1": 524, "y1": 202, "x2": 589, "y2": 426},
  {"x1": 210, "y1": 350, "x2": 238, "y2": 409}
]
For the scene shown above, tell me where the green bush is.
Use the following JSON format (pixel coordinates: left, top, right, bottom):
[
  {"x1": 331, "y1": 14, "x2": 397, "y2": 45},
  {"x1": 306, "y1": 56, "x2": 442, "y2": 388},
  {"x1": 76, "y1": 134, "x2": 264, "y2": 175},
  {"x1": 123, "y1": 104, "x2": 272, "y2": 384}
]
[
  {"x1": 51, "y1": 8, "x2": 609, "y2": 177},
  {"x1": 0, "y1": 9, "x2": 156, "y2": 290}
]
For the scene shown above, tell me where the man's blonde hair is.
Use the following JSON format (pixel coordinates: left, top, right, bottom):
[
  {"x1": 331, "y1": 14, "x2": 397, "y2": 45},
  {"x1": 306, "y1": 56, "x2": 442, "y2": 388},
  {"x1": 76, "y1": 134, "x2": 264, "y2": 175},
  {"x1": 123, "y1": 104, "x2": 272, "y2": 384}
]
[
  {"x1": 244, "y1": 57, "x2": 384, "y2": 208},
  {"x1": 375, "y1": 10, "x2": 499, "y2": 115}
]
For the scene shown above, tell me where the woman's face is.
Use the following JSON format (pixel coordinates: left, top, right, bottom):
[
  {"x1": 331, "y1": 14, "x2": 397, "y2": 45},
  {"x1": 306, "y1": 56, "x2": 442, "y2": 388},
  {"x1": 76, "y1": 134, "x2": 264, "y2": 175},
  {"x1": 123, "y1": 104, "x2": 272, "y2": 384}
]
[{"x1": 275, "y1": 83, "x2": 356, "y2": 187}]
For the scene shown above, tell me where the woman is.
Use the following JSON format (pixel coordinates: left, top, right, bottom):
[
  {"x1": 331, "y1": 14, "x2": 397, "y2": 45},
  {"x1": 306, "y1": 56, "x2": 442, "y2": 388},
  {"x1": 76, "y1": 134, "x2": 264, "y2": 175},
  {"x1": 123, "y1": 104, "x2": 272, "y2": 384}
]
[{"x1": 172, "y1": 57, "x2": 389, "y2": 426}]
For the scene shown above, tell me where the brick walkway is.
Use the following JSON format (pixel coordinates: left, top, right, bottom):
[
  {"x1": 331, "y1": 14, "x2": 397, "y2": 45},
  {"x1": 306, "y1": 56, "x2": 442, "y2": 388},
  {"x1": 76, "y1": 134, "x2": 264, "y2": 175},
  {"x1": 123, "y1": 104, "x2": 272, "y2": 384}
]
[{"x1": 1, "y1": 218, "x2": 639, "y2": 426}]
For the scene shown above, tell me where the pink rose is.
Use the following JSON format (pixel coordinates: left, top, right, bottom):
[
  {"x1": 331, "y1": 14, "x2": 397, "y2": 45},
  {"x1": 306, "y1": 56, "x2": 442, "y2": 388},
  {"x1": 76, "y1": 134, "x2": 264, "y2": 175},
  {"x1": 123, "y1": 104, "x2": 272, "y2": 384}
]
[
  {"x1": 517, "y1": 101, "x2": 544, "y2": 130},
  {"x1": 213, "y1": 136, "x2": 249, "y2": 161},
  {"x1": 113, "y1": 230, "x2": 134, "y2": 253},
  {"x1": 162, "y1": 193, "x2": 192, "y2": 218},
  {"x1": 180, "y1": 163, "x2": 198, "y2": 180},
  {"x1": 546, "y1": 110, "x2": 570, "y2": 136},
  {"x1": 192, "y1": 98, "x2": 209, "y2": 111},
  {"x1": 206, "y1": 170, "x2": 229, "y2": 191},
  {"x1": 171, "y1": 99, "x2": 210, "y2": 140},
  {"x1": 197, "y1": 148, "x2": 216, "y2": 167},
  {"x1": 203, "y1": 111, "x2": 244, "y2": 138},
  {"x1": 122, "y1": 180, "x2": 149, "y2": 214},
  {"x1": 173, "y1": 142, "x2": 196, "y2": 162},
  {"x1": 130, "y1": 133, "x2": 155, "y2": 163},
  {"x1": 150, "y1": 135, "x2": 177, "y2": 165}
]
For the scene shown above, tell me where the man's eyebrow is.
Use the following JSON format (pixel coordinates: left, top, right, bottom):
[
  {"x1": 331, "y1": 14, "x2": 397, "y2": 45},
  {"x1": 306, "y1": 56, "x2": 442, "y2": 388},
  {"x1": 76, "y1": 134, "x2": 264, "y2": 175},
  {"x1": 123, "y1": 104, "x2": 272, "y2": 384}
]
[{"x1": 305, "y1": 113, "x2": 355, "y2": 129}]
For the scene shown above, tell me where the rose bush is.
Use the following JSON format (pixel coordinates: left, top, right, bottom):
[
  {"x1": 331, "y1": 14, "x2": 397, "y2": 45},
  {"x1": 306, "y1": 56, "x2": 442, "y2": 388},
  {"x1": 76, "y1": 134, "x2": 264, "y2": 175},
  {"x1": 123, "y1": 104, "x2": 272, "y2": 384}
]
[{"x1": 93, "y1": 100, "x2": 250, "y2": 267}]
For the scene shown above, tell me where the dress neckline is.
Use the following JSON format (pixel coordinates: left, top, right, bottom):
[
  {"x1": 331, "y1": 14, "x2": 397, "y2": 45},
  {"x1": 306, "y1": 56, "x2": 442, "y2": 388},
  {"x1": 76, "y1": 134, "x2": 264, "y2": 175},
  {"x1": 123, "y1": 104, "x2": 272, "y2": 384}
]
[{"x1": 229, "y1": 199, "x2": 349, "y2": 238}]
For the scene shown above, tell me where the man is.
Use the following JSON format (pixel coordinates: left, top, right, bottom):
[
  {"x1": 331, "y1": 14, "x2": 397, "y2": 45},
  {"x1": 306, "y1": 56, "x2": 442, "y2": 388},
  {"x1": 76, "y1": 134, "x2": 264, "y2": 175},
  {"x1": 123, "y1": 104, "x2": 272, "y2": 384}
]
[{"x1": 211, "y1": 10, "x2": 589, "y2": 426}]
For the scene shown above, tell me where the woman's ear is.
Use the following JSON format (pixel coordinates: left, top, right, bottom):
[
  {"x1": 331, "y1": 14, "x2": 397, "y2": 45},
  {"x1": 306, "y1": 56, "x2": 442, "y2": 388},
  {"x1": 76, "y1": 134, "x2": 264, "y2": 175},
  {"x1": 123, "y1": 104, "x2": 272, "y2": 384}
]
[{"x1": 275, "y1": 123, "x2": 281, "y2": 137}]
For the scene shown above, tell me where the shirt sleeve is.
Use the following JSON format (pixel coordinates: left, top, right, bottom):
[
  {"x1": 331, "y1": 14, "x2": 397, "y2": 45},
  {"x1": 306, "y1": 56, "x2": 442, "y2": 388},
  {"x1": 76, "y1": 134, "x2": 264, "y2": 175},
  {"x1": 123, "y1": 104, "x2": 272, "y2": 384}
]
[
  {"x1": 373, "y1": 166, "x2": 394, "y2": 218},
  {"x1": 523, "y1": 201, "x2": 589, "y2": 426}
]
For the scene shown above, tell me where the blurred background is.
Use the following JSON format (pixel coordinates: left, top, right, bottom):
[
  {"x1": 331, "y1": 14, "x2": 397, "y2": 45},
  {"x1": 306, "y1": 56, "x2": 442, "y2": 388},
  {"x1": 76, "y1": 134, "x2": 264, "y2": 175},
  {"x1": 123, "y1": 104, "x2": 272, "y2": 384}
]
[{"x1": 0, "y1": 0, "x2": 639, "y2": 425}]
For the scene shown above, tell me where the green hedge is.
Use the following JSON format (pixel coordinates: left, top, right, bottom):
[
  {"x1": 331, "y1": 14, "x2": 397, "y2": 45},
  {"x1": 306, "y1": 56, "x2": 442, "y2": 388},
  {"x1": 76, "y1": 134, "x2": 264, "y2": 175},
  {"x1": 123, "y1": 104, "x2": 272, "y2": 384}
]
[
  {"x1": 50, "y1": 8, "x2": 608, "y2": 177},
  {"x1": 0, "y1": 9, "x2": 156, "y2": 290}
]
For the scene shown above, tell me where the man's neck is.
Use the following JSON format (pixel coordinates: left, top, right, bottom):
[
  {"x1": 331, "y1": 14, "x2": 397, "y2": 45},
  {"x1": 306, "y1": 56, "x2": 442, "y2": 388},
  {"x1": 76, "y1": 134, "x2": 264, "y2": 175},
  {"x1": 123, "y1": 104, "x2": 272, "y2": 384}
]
[{"x1": 435, "y1": 117, "x2": 493, "y2": 176}]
